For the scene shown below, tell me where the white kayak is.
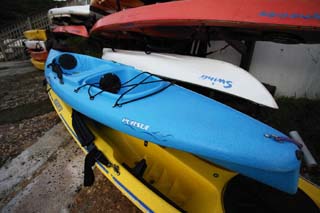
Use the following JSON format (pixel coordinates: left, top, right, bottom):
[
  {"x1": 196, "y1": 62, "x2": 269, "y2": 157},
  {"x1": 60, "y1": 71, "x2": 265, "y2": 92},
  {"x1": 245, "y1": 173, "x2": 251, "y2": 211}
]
[
  {"x1": 48, "y1": 5, "x2": 90, "y2": 19},
  {"x1": 102, "y1": 48, "x2": 278, "y2": 109},
  {"x1": 24, "y1": 40, "x2": 46, "y2": 51}
]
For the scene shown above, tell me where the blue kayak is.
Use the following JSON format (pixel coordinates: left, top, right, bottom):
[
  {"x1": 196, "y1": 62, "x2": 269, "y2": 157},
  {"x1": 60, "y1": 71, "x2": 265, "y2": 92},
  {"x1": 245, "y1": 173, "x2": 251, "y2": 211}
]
[{"x1": 45, "y1": 49, "x2": 301, "y2": 194}]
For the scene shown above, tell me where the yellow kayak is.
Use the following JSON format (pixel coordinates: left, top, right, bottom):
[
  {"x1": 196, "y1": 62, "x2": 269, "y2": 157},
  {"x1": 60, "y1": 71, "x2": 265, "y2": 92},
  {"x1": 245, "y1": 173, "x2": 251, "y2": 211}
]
[
  {"x1": 23, "y1": 29, "x2": 47, "y2": 41},
  {"x1": 48, "y1": 89, "x2": 320, "y2": 212},
  {"x1": 30, "y1": 58, "x2": 45, "y2": 71}
]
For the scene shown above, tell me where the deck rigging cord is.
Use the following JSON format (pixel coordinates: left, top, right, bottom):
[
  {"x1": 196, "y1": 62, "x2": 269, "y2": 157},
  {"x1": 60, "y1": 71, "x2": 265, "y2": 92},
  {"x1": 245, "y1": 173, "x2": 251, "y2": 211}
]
[{"x1": 73, "y1": 72, "x2": 174, "y2": 107}]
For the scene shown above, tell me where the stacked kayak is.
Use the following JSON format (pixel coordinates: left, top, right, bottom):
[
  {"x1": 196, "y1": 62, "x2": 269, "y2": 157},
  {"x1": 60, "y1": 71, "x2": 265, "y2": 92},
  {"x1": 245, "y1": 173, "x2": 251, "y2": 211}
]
[
  {"x1": 91, "y1": 0, "x2": 320, "y2": 43},
  {"x1": 90, "y1": 0, "x2": 144, "y2": 15},
  {"x1": 52, "y1": 25, "x2": 89, "y2": 38},
  {"x1": 30, "y1": 58, "x2": 45, "y2": 70},
  {"x1": 24, "y1": 40, "x2": 46, "y2": 50},
  {"x1": 48, "y1": 79, "x2": 320, "y2": 213},
  {"x1": 46, "y1": 4, "x2": 96, "y2": 53},
  {"x1": 23, "y1": 29, "x2": 47, "y2": 41},
  {"x1": 23, "y1": 29, "x2": 48, "y2": 71},
  {"x1": 102, "y1": 48, "x2": 278, "y2": 109},
  {"x1": 48, "y1": 88, "x2": 235, "y2": 212},
  {"x1": 43, "y1": 0, "x2": 320, "y2": 210},
  {"x1": 47, "y1": 25, "x2": 96, "y2": 54},
  {"x1": 48, "y1": 5, "x2": 92, "y2": 26},
  {"x1": 45, "y1": 49, "x2": 302, "y2": 194},
  {"x1": 90, "y1": 0, "x2": 174, "y2": 17},
  {"x1": 30, "y1": 51, "x2": 48, "y2": 61}
]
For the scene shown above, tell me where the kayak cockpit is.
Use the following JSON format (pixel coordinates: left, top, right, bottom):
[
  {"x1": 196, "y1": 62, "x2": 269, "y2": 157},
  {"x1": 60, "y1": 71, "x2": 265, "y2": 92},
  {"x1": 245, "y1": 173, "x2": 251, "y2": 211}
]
[
  {"x1": 77, "y1": 70, "x2": 173, "y2": 106},
  {"x1": 47, "y1": 52, "x2": 173, "y2": 106}
]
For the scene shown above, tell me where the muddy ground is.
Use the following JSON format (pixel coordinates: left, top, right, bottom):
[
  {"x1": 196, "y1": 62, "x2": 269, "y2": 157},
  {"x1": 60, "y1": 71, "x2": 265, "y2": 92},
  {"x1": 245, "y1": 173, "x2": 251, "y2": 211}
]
[{"x1": 0, "y1": 62, "x2": 138, "y2": 212}]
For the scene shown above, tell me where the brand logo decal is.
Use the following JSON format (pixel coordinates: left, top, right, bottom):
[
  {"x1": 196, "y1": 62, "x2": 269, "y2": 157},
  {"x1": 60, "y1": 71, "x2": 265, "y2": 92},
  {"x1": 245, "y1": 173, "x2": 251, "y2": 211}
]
[
  {"x1": 53, "y1": 99, "x2": 63, "y2": 112},
  {"x1": 122, "y1": 118, "x2": 150, "y2": 131},
  {"x1": 260, "y1": 11, "x2": 320, "y2": 20},
  {"x1": 200, "y1": 74, "x2": 233, "y2": 88}
]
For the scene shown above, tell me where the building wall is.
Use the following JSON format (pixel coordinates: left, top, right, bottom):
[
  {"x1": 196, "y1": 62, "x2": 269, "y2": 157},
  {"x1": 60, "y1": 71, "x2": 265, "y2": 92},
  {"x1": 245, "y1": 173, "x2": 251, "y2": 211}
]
[{"x1": 208, "y1": 41, "x2": 320, "y2": 99}]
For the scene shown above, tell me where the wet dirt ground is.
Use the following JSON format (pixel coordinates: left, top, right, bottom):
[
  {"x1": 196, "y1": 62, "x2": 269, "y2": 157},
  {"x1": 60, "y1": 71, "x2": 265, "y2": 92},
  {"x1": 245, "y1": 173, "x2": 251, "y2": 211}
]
[
  {"x1": 70, "y1": 171, "x2": 139, "y2": 213},
  {"x1": 0, "y1": 61, "x2": 139, "y2": 212}
]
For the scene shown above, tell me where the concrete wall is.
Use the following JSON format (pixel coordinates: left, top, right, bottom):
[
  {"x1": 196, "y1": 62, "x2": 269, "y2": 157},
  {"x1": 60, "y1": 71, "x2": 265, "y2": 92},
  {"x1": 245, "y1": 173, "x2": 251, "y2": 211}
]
[{"x1": 208, "y1": 41, "x2": 320, "y2": 99}]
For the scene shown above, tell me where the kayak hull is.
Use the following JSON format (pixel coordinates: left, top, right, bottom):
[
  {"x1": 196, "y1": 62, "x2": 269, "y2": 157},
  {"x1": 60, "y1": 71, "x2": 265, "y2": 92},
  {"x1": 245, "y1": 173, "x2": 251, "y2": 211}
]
[
  {"x1": 91, "y1": 0, "x2": 320, "y2": 43},
  {"x1": 23, "y1": 29, "x2": 47, "y2": 41},
  {"x1": 30, "y1": 58, "x2": 45, "y2": 70},
  {"x1": 30, "y1": 50, "x2": 48, "y2": 61},
  {"x1": 102, "y1": 48, "x2": 278, "y2": 108},
  {"x1": 48, "y1": 5, "x2": 90, "y2": 18},
  {"x1": 53, "y1": 25, "x2": 89, "y2": 38},
  {"x1": 45, "y1": 49, "x2": 301, "y2": 193},
  {"x1": 90, "y1": 0, "x2": 144, "y2": 14},
  {"x1": 48, "y1": 88, "x2": 234, "y2": 213},
  {"x1": 24, "y1": 40, "x2": 46, "y2": 51},
  {"x1": 48, "y1": 88, "x2": 320, "y2": 212}
]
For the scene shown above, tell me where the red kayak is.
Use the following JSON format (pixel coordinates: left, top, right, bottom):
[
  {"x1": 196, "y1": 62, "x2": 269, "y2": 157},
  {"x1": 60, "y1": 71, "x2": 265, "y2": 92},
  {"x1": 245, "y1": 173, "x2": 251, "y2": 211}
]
[
  {"x1": 90, "y1": 0, "x2": 174, "y2": 15},
  {"x1": 90, "y1": 0, "x2": 144, "y2": 14},
  {"x1": 29, "y1": 50, "x2": 48, "y2": 61},
  {"x1": 91, "y1": 0, "x2": 320, "y2": 43},
  {"x1": 53, "y1": 25, "x2": 89, "y2": 38}
]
